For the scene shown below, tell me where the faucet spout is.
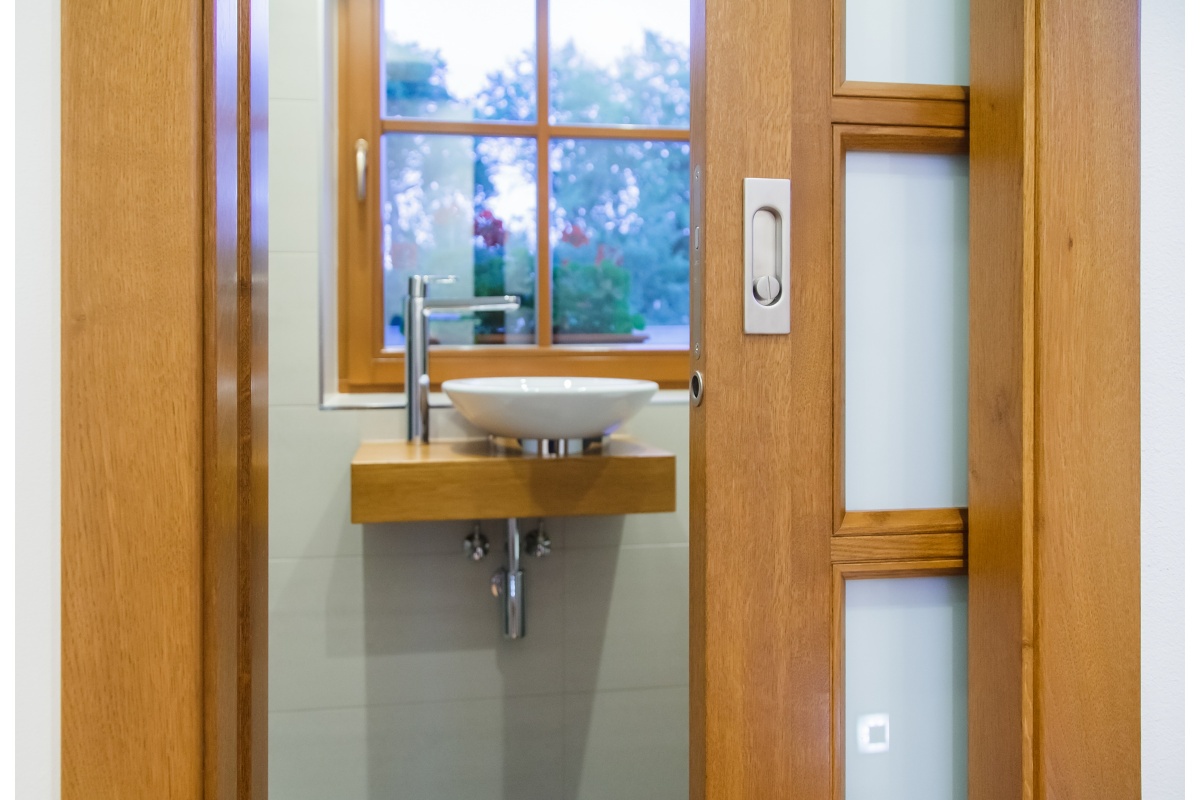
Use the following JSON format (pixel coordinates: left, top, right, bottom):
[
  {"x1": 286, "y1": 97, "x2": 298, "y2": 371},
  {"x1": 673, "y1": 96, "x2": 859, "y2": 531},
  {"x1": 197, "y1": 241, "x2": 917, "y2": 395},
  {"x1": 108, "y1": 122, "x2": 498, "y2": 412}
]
[
  {"x1": 405, "y1": 275, "x2": 521, "y2": 443},
  {"x1": 422, "y1": 296, "x2": 522, "y2": 314}
]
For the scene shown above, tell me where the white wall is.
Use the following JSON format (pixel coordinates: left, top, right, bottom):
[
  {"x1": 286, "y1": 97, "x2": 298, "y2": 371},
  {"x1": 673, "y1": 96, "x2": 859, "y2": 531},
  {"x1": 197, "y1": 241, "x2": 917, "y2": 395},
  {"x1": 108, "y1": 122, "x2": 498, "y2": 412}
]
[
  {"x1": 15, "y1": 0, "x2": 61, "y2": 797},
  {"x1": 1139, "y1": 0, "x2": 1184, "y2": 795}
]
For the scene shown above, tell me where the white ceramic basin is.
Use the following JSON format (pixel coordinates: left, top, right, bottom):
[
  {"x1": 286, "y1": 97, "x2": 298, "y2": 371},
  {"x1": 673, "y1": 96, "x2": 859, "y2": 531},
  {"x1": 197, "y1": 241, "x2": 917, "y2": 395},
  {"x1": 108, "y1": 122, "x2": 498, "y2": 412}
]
[{"x1": 441, "y1": 377, "x2": 659, "y2": 440}]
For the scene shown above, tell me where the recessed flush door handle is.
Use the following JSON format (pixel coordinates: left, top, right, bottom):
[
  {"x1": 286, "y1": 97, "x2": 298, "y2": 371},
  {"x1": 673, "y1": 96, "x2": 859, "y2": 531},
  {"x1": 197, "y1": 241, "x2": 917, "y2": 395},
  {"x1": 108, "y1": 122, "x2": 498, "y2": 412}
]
[
  {"x1": 751, "y1": 208, "x2": 782, "y2": 304},
  {"x1": 743, "y1": 178, "x2": 791, "y2": 334}
]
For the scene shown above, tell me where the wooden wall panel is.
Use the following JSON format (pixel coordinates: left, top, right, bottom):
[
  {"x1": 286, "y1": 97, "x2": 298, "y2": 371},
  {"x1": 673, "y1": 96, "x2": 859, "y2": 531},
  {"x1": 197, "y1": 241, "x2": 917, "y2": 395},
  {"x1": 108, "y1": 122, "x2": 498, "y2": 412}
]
[
  {"x1": 1034, "y1": 0, "x2": 1140, "y2": 793},
  {"x1": 969, "y1": 0, "x2": 1140, "y2": 796}
]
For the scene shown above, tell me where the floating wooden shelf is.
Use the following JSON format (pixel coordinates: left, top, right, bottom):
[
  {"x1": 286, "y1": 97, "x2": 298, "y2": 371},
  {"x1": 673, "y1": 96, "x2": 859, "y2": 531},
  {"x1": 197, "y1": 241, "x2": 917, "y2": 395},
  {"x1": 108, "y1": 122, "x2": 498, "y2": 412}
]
[{"x1": 350, "y1": 437, "x2": 676, "y2": 523}]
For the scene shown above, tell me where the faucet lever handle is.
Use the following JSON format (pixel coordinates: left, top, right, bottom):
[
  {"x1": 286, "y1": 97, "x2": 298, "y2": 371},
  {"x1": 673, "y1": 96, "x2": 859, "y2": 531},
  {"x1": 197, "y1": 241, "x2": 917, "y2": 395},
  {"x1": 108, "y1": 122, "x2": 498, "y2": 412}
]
[{"x1": 408, "y1": 273, "x2": 457, "y2": 298}]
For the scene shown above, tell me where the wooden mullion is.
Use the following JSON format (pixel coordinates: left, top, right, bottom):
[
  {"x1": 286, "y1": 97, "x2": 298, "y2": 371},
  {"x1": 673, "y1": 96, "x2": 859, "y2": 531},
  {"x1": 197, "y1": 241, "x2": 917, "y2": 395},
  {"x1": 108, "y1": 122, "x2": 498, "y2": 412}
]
[
  {"x1": 830, "y1": 532, "x2": 964, "y2": 564},
  {"x1": 836, "y1": 80, "x2": 968, "y2": 102},
  {"x1": 380, "y1": 118, "x2": 539, "y2": 137},
  {"x1": 535, "y1": 0, "x2": 551, "y2": 348},
  {"x1": 835, "y1": 123, "x2": 968, "y2": 154},
  {"x1": 378, "y1": 118, "x2": 691, "y2": 142},
  {"x1": 547, "y1": 125, "x2": 691, "y2": 142},
  {"x1": 831, "y1": 96, "x2": 967, "y2": 129},
  {"x1": 837, "y1": 507, "x2": 967, "y2": 536}
]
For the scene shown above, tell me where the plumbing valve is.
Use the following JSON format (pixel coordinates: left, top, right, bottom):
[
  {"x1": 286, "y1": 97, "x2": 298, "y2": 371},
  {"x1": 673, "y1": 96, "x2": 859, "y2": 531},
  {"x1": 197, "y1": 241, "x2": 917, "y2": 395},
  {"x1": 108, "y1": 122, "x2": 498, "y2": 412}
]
[
  {"x1": 524, "y1": 520, "x2": 551, "y2": 558},
  {"x1": 463, "y1": 523, "x2": 489, "y2": 561}
]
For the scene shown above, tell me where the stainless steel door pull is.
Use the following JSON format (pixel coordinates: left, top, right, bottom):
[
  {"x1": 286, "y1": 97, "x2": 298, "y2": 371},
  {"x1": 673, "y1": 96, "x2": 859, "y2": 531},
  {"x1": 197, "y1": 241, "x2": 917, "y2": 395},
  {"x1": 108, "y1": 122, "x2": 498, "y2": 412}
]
[{"x1": 743, "y1": 177, "x2": 790, "y2": 334}]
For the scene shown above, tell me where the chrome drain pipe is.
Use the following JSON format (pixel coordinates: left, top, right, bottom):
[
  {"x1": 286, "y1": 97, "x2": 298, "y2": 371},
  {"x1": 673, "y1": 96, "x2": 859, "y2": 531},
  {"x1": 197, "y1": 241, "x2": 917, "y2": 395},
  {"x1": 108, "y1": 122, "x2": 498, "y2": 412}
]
[{"x1": 491, "y1": 517, "x2": 526, "y2": 639}]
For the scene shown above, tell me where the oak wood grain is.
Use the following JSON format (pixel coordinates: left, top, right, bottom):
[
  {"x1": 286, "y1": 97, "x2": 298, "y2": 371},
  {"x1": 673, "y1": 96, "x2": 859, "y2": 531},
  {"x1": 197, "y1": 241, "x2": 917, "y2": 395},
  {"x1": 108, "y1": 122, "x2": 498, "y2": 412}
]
[
  {"x1": 351, "y1": 437, "x2": 675, "y2": 522},
  {"x1": 836, "y1": 81, "x2": 968, "y2": 102},
  {"x1": 238, "y1": 0, "x2": 270, "y2": 795},
  {"x1": 831, "y1": 96, "x2": 967, "y2": 128},
  {"x1": 61, "y1": 1, "x2": 206, "y2": 796},
  {"x1": 691, "y1": 0, "x2": 834, "y2": 795},
  {"x1": 969, "y1": 0, "x2": 1139, "y2": 796},
  {"x1": 1034, "y1": 0, "x2": 1140, "y2": 794},
  {"x1": 837, "y1": 507, "x2": 967, "y2": 536},
  {"x1": 337, "y1": 0, "x2": 382, "y2": 388},
  {"x1": 62, "y1": 0, "x2": 265, "y2": 796},
  {"x1": 202, "y1": 0, "x2": 242, "y2": 794},
  {"x1": 535, "y1": 0, "x2": 551, "y2": 347},
  {"x1": 831, "y1": 532, "x2": 964, "y2": 563},
  {"x1": 966, "y1": 0, "x2": 1034, "y2": 794}
]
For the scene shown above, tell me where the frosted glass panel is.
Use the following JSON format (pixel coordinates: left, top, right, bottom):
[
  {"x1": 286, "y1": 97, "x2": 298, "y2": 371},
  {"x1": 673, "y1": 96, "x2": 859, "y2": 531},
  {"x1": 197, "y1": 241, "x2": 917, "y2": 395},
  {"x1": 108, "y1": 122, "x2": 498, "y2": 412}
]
[
  {"x1": 844, "y1": 151, "x2": 967, "y2": 511},
  {"x1": 845, "y1": 576, "x2": 967, "y2": 800},
  {"x1": 845, "y1": 0, "x2": 969, "y2": 86}
]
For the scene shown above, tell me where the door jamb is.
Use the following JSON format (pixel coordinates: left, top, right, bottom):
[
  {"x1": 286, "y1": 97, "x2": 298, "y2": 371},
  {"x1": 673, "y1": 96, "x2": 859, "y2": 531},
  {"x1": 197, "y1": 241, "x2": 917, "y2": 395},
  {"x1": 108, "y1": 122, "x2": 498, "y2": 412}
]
[{"x1": 60, "y1": 0, "x2": 268, "y2": 796}]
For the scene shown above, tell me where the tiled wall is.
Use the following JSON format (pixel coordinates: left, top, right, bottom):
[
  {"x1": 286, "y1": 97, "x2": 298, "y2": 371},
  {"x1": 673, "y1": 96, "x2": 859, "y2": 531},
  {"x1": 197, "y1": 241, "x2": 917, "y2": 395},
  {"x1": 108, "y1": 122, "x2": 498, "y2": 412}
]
[{"x1": 267, "y1": 2, "x2": 690, "y2": 797}]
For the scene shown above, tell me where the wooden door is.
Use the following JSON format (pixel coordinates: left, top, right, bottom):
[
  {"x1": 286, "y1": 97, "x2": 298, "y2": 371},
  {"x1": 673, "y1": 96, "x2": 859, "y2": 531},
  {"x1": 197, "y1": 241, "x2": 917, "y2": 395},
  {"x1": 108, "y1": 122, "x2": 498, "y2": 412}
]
[
  {"x1": 688, "y1": 0, "x2": 1139, "y2": 797},
  {"x1": 61, "y1": 0, "x2": 268, "y2": 797}
]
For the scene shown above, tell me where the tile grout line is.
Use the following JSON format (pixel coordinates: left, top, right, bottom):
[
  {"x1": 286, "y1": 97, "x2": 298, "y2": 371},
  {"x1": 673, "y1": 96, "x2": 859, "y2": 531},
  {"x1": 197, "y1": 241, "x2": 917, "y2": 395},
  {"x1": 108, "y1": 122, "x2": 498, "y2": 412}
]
[
  {"x1": 265, "y1": 542, "x2": 690, "y2": 565},
  {"x1": 267, "y1": 683, "x2": 693, "y2": 717}
]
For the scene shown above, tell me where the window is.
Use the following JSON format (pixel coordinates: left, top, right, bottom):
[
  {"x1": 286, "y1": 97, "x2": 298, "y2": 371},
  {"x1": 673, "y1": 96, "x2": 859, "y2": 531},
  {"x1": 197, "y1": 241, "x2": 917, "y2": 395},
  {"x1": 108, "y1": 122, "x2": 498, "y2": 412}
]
[{"x1": 338, "y1": 0, "x2": 691, "y2": 392}]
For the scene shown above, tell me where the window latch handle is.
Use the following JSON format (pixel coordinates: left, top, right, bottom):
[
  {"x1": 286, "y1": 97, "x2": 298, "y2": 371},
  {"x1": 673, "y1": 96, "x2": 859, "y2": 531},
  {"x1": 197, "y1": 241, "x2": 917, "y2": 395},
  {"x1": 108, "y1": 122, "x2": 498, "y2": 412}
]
[{"x1": 355, "y1": 139, "x2": 369, "y2": 202}]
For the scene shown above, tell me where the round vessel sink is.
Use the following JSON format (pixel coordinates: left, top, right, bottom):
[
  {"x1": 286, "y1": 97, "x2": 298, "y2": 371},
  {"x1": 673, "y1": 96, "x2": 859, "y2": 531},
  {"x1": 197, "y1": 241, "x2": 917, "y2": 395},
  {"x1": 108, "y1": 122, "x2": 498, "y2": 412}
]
[{"x1": 441, "y1": 377, "x2": 659, "y2": 441}]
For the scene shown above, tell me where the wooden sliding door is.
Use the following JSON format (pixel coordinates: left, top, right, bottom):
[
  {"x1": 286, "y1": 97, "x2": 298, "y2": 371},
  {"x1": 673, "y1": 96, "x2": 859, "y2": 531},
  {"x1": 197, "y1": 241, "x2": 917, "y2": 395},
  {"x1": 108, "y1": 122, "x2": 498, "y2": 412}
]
[{"x1": 689, "y1": 0, "x2": 1139, "y2": 797}]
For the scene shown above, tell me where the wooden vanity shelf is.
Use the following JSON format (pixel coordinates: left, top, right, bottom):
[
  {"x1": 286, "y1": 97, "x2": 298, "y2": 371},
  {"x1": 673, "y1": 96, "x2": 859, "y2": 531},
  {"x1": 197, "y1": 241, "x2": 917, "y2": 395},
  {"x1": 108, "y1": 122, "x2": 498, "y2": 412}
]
[{"x1": 350, "y1": 437, "x2": 676, "y2": 523}]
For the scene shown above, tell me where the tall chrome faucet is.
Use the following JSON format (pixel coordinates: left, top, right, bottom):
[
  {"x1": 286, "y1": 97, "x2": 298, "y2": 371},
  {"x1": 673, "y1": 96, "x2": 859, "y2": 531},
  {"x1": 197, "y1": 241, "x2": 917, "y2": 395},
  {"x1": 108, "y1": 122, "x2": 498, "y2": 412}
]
[{"x1": 405, "y1": 274, "x2": 520, "y2": 443}]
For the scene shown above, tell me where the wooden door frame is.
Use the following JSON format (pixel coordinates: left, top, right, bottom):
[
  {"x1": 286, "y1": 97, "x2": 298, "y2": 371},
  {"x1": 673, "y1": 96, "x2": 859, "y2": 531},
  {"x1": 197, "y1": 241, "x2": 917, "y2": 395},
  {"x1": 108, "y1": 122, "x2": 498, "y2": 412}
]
[
  {"x1": 689, "y1": 0, "x2": 1139, "y2": 798},
  {"x1": 60, "y1": 0, "x2": 268, "y2": 796}
]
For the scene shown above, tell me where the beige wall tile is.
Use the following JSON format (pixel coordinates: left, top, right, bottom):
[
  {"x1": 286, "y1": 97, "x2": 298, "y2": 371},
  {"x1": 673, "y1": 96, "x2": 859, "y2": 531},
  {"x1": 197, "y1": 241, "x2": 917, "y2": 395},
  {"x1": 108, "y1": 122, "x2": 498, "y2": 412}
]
[
  {"x1": 562, "y1": 545, "x2": 688, "y2": 693},
  {"x1": 563, "y1": 687, "x2": 689, "y2": 800},
  {"x1": 270, "y1": 405, "x2": 402, "y2": 558},
  {"x1": 268, "y1": 0, "x2": 320, "y2": 101},
  {"x1": 268, "y1": 252, "x2": 321, "y2": 407},
  {"x1": 268, "y1": 99, "x2": 321, "y2": 253},
  {"x1": 564, "y1": 403, "x2": 689, "y2": 549},
  {"x1": 270, "y1": 694, "x2": 565, "y2": 800},
  {"x1": 269, "y1": 552, "x2": 564, "y2": 712}
]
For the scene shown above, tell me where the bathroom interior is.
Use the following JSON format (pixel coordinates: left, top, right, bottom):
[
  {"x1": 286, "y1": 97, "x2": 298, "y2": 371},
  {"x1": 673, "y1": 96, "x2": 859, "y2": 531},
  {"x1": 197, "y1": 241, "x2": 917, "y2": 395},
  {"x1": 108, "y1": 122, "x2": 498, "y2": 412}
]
[
  {"x1": 272, "y1": 0, "x2": 969, "y2": 796},
  {"x1": 269, "y1": 1, "x2": 692, "y2": 796}
]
